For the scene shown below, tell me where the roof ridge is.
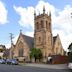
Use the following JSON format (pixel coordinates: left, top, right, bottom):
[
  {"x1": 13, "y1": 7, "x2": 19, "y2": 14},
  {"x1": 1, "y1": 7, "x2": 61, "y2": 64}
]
[{"x1": 23, "y1": 34, "x2": 34, "y2": 38}]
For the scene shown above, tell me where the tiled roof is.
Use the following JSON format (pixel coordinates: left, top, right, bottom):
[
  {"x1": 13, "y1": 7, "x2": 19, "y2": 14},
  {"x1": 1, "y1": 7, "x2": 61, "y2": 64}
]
[
  {"x1": 22, "y1": 34, "x2": 57, "y2": 50},
  {"x1": 23, "y1": 35, "x2": 34, "y2": 50}
]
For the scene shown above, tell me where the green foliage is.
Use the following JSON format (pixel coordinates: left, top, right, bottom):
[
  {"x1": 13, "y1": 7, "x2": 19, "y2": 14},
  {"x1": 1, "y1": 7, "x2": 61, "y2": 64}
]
[
  {"x1": 68, "y1": 52, "x2": 72, "y2": 62},
  {"x1": 36, "y1": 49, "x2": 42, "y2": 59},
  {"x1": 68, "y1": 43, "x2": 72, "y2": 52},
  {"x1": 30, "y1": 48, "x2": 43, "y2": 62},
  {"x1": 30, "y1": 48, "x2": 37, "y2": 58}
]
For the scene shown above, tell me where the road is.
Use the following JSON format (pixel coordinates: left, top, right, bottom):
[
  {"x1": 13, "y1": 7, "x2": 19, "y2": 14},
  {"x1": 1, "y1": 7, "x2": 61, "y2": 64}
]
[{"x1": 0, "y1": 64, "x2": 70, "y2": 72}]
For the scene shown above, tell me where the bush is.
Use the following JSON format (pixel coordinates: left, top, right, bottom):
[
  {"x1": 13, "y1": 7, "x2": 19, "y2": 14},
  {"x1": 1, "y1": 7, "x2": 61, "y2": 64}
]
[{"x1": 68, "y1": 52, "x2": 72, "y2": 62}]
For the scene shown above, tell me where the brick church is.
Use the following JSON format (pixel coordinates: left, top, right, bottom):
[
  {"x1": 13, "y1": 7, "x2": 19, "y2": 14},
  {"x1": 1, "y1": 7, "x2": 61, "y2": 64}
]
[{"x1": 10, "y1": 6, "x2": 64, "y2": 62}]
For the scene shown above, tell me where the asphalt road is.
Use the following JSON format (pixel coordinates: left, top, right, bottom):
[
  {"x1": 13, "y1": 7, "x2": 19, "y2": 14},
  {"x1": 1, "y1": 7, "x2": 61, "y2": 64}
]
[{"x1": 0, "y1": 64, "x2": 70, "y2": 72}]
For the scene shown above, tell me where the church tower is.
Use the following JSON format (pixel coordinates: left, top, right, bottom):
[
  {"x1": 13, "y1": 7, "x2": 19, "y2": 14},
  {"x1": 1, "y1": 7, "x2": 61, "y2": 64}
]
[{"x1": 34, "y1": 6, "x2": 53, "y2": 58}]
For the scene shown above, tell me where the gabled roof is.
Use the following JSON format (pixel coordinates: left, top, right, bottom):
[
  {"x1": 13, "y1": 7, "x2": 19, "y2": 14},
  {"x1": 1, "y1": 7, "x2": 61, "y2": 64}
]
[
  {"x1": 0, "y1": 45, "x2": 6, "y2": 50},
  {"x1": 53, "y1": 36, "x2": 57, "y2": 44},
  {"x1": 23, "y1": 35, "x2": 34, "y2": 50}
]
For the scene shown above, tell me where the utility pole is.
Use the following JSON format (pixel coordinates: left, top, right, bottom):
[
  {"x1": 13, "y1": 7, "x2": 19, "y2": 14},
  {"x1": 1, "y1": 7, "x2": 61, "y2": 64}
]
[
  {"x1": 9, "y1": 33, "x2": 14, "y2": 59},
  {"x1": 9, "y1": 33, "x2": 14, "y2": 45}
]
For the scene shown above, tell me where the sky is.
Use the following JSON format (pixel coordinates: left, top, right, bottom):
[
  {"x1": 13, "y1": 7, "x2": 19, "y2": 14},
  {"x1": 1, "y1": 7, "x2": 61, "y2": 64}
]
[{"x1": 0, "y1": 0, "x2": 72, "y2": 51}]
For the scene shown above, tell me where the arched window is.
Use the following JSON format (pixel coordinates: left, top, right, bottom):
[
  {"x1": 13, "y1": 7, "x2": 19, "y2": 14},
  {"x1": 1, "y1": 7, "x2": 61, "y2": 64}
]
[
  {"x1": 49, "y1": 22, "x2": 51, "y2": 28},
  {"x1": 39, "y1": 37, "x2": 41, "y2": 42},
  {"x1": 36, "y1": 22, "x2": 39, "y2": 29},
  {"x1": 19, "y1": 48, "x2": 24, "y2": 57},
  {"x1": 48, "y1": 22, "x2": 51, "y2": 31},
  {"x1": 46, "y1": 21, "x2": 48, "y2": 29},
  {"x1": 56, "y1": 48, "x2": 58, "y2": 54},
  {"x1": 41, "y1": 20, "x2": 44, "y2": 28}
]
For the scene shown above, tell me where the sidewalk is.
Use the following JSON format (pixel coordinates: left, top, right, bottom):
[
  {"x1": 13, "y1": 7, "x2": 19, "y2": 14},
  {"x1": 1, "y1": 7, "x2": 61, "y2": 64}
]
[{"x1": 20, "y1": 63, "x2": 68, "y2": 69}]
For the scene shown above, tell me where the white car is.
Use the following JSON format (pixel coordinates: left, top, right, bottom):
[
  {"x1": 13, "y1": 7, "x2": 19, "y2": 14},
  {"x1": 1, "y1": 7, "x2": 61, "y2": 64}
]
[
  {"x1": 68, "y1": 63, "x2": 72, "y2": 69},
  {"x1": 0, "y1": 59, "x2": 6, "y2": 64}
]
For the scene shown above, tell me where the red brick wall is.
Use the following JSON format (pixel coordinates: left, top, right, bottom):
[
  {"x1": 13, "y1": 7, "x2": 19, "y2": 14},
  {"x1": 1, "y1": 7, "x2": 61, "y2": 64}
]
[{"x1": 52, "y1": 55, "x2": 69, "y2": 64}]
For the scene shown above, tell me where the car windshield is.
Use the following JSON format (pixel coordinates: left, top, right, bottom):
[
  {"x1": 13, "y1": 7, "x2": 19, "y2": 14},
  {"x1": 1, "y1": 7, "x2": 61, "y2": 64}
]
[{"x1": 11, "y1": 59, "x2": 17, "y2": 61}]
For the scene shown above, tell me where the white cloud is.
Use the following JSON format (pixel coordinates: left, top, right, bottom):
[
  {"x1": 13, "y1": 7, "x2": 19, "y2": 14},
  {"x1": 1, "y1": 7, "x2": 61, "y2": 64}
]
[
  {"x1": 53, "y1": 5, "x2": 72, "y2": 51},
  {"x1": 0, "y1": 1, "x2": 8, "y2": 24},
  {"x1": 5, "y1": 43, "x2": 10, "y2": 49},
  {"x1": 25, "y1": 31, "x2": 34, "y2": 37},
  {"x1": 14, "y1": 0, "x2": 72, "y2": 51},
  {"x1": 14, "y1": 6, "x2": 34, "y2": 29}
]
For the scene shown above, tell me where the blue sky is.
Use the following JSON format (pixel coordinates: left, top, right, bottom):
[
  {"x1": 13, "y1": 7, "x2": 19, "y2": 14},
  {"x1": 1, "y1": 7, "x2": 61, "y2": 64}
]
[{"x1": 0, "y1": 0, "x2": 72, "y2": 51}]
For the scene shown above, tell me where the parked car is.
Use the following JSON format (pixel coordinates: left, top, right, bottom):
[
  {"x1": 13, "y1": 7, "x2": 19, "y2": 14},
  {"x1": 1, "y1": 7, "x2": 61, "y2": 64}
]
[
  {"x1": 0, "y1": 59, "x2": 6, "y2": 64},
  {"x1": 6, "y1": 59, "x2": 12, "y2": 64},
  {"x1": 6, "y1": 59, "x2": 18, "y2": 65},
  {"x1": 68, "y1": 63, "x2": 72, "y2": 69},
  {"x1": 11, "y1": 59, "x2": 18, "y2": 65}
]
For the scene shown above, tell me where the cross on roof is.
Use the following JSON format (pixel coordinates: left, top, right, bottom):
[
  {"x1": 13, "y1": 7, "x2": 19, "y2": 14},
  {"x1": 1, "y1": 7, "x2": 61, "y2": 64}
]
[{"x1": 20, "y1": 29, "x2": 22, "y2": 33}]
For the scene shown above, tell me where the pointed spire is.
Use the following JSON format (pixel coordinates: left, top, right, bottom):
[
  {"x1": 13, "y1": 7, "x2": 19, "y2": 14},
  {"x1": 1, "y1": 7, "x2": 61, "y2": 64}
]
[
  {"x1": 57, "y1": 34, "x2": 59, "y2": 36},
  {"x1": 43, "y1": 5, "x2": 45, "y2": 14},
  {"x1": 49, "y1": 9, "x2": 51, "y2": 16},
  {"x1": 34, "y1": 10, "x2": 36, "y2": 18}
]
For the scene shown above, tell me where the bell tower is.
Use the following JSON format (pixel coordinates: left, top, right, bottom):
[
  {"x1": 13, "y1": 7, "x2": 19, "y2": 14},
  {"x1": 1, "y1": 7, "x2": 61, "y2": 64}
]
[{"x1": 34, "y1": 6, "x2": 53, "y2": 58}]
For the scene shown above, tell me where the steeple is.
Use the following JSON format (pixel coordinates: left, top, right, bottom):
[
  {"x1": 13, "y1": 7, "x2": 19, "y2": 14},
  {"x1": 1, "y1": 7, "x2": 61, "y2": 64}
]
[
  {"x1": 43, "y1": 5, "x2": 45, "y2": 14},
  {"x1": 34, "y1": 10, "x2": 36, "y2": 18},
  {"x1": 49, "y1": 9, "x2": 51, "y2": 16},
  {"x1": 34, "y1": 5, "x2": 53, "y2": 59}
]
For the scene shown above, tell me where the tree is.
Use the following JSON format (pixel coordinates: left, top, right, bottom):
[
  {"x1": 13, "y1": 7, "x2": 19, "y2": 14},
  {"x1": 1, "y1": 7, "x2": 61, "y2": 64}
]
[
  {"x1": 68, "y1": 52, "x2": 72, "y2": 62},
  {"x1": 30, "y1": 48, "x2": 37, "y2": 60},
  {"x1": 36, "y1": 49, "x2": 42, "y2": 60},
  {"x1": 30, "y1": 48, "x2": 42, "y2": 62},
  {"x1": 3, "y1": 49, "x2": 10, "y2": 59},
  {"x1": 68, "y1": 43, "x2": 72, "y2": 52},
  {"x1": 68, "y1": 43, "x2": 72, "y2": 62}
]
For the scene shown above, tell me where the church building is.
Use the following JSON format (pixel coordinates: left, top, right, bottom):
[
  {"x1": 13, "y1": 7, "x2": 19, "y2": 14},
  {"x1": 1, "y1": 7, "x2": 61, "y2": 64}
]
[{"x1": 10, "y1": 6, "x2": 64, "y2": 62}]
